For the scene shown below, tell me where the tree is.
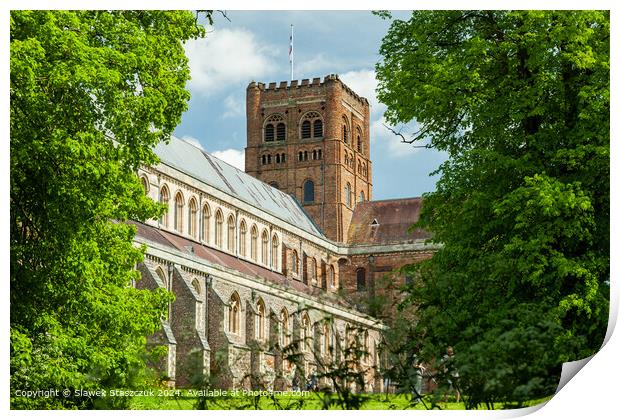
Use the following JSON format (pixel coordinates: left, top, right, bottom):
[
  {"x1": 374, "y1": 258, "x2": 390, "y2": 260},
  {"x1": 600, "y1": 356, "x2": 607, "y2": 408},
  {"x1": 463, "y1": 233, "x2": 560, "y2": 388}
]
[
  {"x1": 10, "y1": 11, "x2": 208, "y2": 409},
  {"x1": 376, "y1": 11, "x2": 609, "y2": 407}
]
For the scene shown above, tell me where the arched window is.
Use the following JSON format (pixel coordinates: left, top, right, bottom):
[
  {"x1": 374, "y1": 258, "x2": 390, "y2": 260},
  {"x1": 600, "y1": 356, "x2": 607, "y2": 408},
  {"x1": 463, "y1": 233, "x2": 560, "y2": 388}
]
[
  {"x1": 280, "y1": 308, "x2": 289, "y2": 347},
  {"x1": 322, "y1": 322, "x2": 331, "y2": 356},
  {"x1": 271, "y1": 234, "x2": 279, "y2": 270},
  {"x1": 174, "y1": 191, "x2": 184, "y2": 232},
  {"x1": 264, "y1": 114, "x2": 285, "y2": 142},
  {"x1": 301, "y1": 120, "x2": 311, "y2": 139},
  {"x1": 188, "y1": 198, "x2": 198, "y2": 238},
  {"x1": 345, "y1": 182, "x2": 352, "y2": 207},
  {"x1": 298, "y1": 151, "x2": 303, "y2": 161},
  {"x1": 303, "y1": 180, "x2": 315, "y2": 203},
  {"x1": 265, "y1": 124, "x2": 275, "y2": 142},
  {"x1": 215, "y1": 210, "x2": 223, "y2": 248},
  {"x1": 141, "y1": 176, "x2": 150, "y2": 194},
  {"x1": 255, "y1": 299, "x2": 266, "y2": 340},
  {"x1": 313, "y1": 119, "x2": 323, "y2": 138},
  {"x1": 239, "y1": 220, "x2": 247, "y2": 257},
  {"x1": 303, "y1": 151, "x2": 308, "y2": 161},
  {"x1": 329, "y1": 264, "x2": 336, "y2": 288},
  {"x1": 301, "y1": 313, "x2": 311, "y2": 352},
  {"x1": 227, "y1": 215, "x2": 236, "y2": 252},
  {"x1": 300, "y1": 111, "x2": 323, "y2": 139},
  {"x1": 202, "y1": 203, "x2": 211, "y2": 243},
  {"x1": 276, "y1": 123, "x2": 286, "y2": 141},
  {"x1": 356, "y1": 127, "x2": 363, "y2": 153},
  {"x1": 292, "y1": 250, "x2": 299, "y2": 274},
  {"x1": 356, "y1": 268, "x2": 366, "y2": 291},
  {"x1": 310, "y1": 258, "x2": 317, "y2": 283},
  {"x1": 228, "y1": 292, "x2": 241, "y2": 334},
  {"x1": 342, "y1": 116, "x2": 349, "y2": 144},
  {"x1": 261, "y1": 230, "x2": 269, "y2": 265},
  {"x1": 250, "y1": 225, "x2": 258, "y2": 261},
  {"x1": 359, "y1": 191, "x2": 365, "y2": 202},
  {"x1": 159, "y1": 184, "x2": 170, "y2": 228}
]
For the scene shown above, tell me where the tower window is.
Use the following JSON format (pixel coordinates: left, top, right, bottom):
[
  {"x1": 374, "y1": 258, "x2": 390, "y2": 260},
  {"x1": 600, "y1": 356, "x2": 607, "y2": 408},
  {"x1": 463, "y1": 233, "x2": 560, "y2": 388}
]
[
  {"x1": 265, "y1": 124, "x2": 274, "y2": 142},
  {"x1": 342, "y1": 116, "x2": 349, "y2": 144},
  {"x1": 261, "y1": 155, "x2": 266, "y2": 165},
  {"x1": 303, "y1": 179, "x2": 315, "y2": 203},
  {"x1": 300, "y1": 111, "x2": 323, "y2": 140},
  {"x1": 267, "y1": 154, "x2": 272, "y2": 164},
  {"x1": 276, "y1": 123, "x2": 286, "y2": 141},
  {"x1": 301, "y1": 120, "x2": 311, "y2": 139},
  {"x1": 313, "y1": 119, "x2": 323, "y2": 137},
  {"x1": 276, "y1": 154, "x2": 280, "y2": 164},
  {"x1": 359, "y1": 191, "x2": 365, "y2": 202},
  {"x1": 356, "y1": 127, "x2": 363, "y2": 153},
  {"x1": 264, "y1": 114, "x2": 285, "y2": 142},
  {"x1": 303, "y1": 151, "x2": 308, "y2": 161}
]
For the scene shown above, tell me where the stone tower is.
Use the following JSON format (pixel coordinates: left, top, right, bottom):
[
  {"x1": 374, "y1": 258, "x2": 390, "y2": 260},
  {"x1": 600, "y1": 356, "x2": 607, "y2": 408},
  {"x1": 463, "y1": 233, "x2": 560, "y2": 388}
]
[{"x1": 245, "y1": 74, "x2": 372, "y2": 243}]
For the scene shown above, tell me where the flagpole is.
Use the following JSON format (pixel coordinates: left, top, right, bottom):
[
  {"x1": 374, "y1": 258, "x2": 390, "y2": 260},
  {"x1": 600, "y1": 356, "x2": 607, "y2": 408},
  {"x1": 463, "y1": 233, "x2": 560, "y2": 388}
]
[{"x1": 290, "y1": 24, "x2": 294, "y2": 81}]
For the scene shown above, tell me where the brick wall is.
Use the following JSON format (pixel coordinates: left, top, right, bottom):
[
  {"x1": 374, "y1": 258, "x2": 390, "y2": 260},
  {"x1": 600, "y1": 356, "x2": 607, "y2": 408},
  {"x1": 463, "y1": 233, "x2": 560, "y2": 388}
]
[{"x1": 245, "y1": 75, "x2": 372, "y2": 243}]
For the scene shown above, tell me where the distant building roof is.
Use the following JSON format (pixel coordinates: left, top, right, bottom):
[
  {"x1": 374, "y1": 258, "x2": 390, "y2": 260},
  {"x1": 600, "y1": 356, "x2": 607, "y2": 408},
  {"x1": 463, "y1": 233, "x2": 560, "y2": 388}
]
[
  {"x1": 153, "y1": 136, "x2": 324, "y2": 237},
  {"x1": 347, "y1": 197, "x2": 432, "y2": 246}
]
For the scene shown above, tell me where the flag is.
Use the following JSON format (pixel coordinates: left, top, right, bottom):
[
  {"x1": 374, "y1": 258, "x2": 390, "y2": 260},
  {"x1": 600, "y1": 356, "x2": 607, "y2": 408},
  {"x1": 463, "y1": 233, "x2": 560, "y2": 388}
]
[{"x1": 289, "y1": 25, "x2": 293, "y2": 63}]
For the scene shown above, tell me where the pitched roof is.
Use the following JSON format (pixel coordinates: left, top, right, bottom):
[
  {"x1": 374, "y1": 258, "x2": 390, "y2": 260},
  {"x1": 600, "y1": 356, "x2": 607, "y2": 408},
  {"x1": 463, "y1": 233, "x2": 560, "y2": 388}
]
[
  {"x1": 153, "y1": 136, "x2": 324, "y2": 237},
  {"x1": 347, "y1": 197, "x2": 431, "y2": 246},
  {"x1": 131, "y1": 221, "x2": 353, "y2": 309}
]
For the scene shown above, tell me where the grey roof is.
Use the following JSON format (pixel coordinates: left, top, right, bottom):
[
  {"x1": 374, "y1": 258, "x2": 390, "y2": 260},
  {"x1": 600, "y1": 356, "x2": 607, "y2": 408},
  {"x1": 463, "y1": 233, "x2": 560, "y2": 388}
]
[{"x1": 153, "y1": 136, "x2": 324, "y2": 237}]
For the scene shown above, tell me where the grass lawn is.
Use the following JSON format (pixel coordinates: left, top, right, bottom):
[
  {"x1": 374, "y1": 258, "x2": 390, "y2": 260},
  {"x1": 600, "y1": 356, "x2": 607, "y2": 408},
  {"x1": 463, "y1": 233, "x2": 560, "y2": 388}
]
[{"x1": 128, "y1": 390, "x2": 548, "y2": 410}]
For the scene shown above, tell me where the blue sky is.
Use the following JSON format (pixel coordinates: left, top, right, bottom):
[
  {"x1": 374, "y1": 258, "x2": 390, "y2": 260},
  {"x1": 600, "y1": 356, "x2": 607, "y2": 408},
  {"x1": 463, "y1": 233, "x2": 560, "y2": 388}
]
[{"x1": 174, "y1": 10, "x2": 448, "y2": 200}]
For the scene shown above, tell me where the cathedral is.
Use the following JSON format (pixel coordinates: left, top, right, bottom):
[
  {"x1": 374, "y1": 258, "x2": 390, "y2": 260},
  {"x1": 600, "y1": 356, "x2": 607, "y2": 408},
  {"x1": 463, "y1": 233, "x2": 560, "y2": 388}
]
[{"x1": 133, "y1": 74, "x2": 437, "y2": 391}]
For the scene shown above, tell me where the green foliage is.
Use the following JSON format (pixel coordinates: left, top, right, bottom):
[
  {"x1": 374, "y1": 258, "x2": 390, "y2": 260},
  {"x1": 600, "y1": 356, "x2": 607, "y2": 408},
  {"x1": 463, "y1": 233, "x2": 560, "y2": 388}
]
[
  {"x1": 376, "y1": 10, "x2": 609, "y2": 407},
  {"x1": 10, "y1": 10, "x2": 207, "y2": 409}
]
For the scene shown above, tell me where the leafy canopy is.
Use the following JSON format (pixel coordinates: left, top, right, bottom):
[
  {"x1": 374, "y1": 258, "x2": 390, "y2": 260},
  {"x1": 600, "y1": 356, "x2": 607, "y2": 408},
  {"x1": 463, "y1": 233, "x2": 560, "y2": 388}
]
[
  {"x1": 376, "y1": 10, "x2": 609, "y2": 407},
  {"x1": 10, "y1": 10, "x2": 207, "y2": 409}
]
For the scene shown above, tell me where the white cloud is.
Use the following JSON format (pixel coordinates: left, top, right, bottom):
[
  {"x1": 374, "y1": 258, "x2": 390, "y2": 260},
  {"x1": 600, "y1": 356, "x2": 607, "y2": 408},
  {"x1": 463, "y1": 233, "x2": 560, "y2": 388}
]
[
  {"x1": 181, "y1": 135, "x2": 205, "y2": 151},
  {"x1": 372, "y1": 117, "x2": 424, "y2": 158},
  {"x1": 211, "y1": 148, "x2": 245, "y2": 171},
  {"x1": 185, "y1": 28, "x2": 276, "y2": 96},
  {"x1": 221, "y1": 94, "x2": 245, "y2": 119},
  {"x1": 295, "y1": 53, "x2": 331, "y2": 76},
  {"x1": 339, "y1": 69, "x2": 386, "y2": 118}
]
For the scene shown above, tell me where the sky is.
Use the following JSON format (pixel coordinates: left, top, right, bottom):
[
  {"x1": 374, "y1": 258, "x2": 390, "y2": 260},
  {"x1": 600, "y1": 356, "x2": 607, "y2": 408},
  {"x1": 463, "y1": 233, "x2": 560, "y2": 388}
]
[{"x1": 174, "y1": 10, "x2": 448, "y2": 200}]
